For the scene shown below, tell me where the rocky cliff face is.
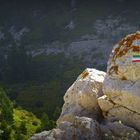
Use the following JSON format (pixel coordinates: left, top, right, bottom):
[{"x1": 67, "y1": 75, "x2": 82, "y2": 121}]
[{"x1": 30, "y1": 32, "x2": 140, "y2": 140}]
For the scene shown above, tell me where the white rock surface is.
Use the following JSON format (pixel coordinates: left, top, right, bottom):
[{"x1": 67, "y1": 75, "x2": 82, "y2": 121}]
[
  {"x1": 98, "y1": 95, "x2": 140, "y2": 131},
  {"x1": 100, "y1": 31, "x2": 140, "y2": 131},
  {"x1": 57, "y1": 68, "x2": 106, "y2": 125},
  {"x1": 98, "y1": 95, "x2": 114, "y2": 112}
]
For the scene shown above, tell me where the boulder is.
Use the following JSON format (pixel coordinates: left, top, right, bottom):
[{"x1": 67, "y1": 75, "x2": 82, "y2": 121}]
[
  {"x1": 98, "y1": 95, "x2": 140, "y2": 131},
  {"x1": 30, "y1": 116, "x2": 102, "y2": 140},
  {"x1": 30, "y1": 129, "x2": 64, "y2": 140},
  {"x1": 99, "y1": 31, "x2": 140, "y2": 131},
  {"x1": 30, "y1": 31, "x2": 140, "y2": 140},
  {"x1": 57, "y1": 68, "x2": 106, "y2": 125},
  {"x1": 101, "y1": 121, "x2": 140, "y2": 140},
  {"x1": 59, "y1": 116, "x2": 102, "y2": 140}
]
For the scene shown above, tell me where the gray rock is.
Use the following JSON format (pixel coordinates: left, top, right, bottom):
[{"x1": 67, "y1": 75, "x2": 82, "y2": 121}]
[
  {"x1": 30, "y1": 117, "x2": 102, "y2": 140},
  {"x1": 60, "y1": 116, "x2": 102, "y2": 140},
  {"x1": 30, "y1": 129, "x2": 64, "y2": 140},
  {"x1": 101, "y1": 121, "x2": 140, "y2": 140}
]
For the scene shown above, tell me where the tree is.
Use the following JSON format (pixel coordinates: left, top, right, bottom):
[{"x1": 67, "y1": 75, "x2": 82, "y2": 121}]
[
  {"x1": 0, "y1": 88, "x2": 13, "y2": 124},
  {"x1": 4, "y1": 45, "x2": 31, "y2": 84},
  {"x1": 53, "y1": 107, "x2": 61, "y2": 120},
  {"x1": 40, "y1": 114, "x2": 55, "y2": 131},
  {"x1": 0, "y1": 120, "x2": 12, "y2": 140}
]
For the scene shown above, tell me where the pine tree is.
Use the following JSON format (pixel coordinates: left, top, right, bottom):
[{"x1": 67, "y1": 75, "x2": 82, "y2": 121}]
[
  {"x1": 0, "y1": 88, "x2": 13, "y2": 124},
  {"x1": 41, "y1": 113, "x2": 55, "y2": 131}
]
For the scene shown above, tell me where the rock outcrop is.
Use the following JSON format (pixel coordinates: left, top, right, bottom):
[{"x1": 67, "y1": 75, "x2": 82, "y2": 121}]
[
  {"x1": 99, "y1": 31, "x2": 140, "y2": 131},
  {"x1": 30, "y1": 32, "x2": 140, "y2": 140},
  {"x1": 31, "y1": 116, "x2": 102, "y2": 140},
  {"x1": 101, "y1": 121, "x2": 140, "y2": 140},
  {"x1": 57, "y1": 68, "x2": 106, "y2": 125}
]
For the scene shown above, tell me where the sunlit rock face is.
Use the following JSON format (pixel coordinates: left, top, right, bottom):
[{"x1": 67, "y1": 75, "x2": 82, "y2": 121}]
[
  {"x1": 30, "y1": 32, "x2": 140, "y2": 140},
  {"x1": 100, "y1": 31, "x2": 140, "y2": 131},
  {"x1": 107, "y1": 31, "x2": 140, "y2": 81},
  {"x1": 57, "y1": 68, "x2": 106, "y2": 125}
]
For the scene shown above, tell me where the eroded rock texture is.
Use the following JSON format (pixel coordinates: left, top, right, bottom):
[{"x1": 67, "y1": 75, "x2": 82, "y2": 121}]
[
  {"x1": 31, "y1": 116, "x2": 102, "y2": 140},
  {"x1": 57, "y1": 68, "x2": 106, "y2": 125},
  {"x1": 100, "y1": 31, "x2": 140, "y2": 131},
  {"x1": 30, "y1": 32, "x2": 140, "y2": 140}
]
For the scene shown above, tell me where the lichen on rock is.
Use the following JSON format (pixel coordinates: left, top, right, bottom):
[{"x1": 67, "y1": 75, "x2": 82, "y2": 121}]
[
  {"x1": 102, "y1": 31, "x2": 140, "y2": 132},
  {"x1": 108, "y1": 31, "x2": 140, "y2": 81}
]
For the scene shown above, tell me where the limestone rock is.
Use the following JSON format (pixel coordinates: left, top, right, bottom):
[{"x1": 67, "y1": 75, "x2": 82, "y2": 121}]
[
  {"x1": 59, "y1": 116, "x2": 102, "y2": 140},
  {"x1": 101, "y1": 31, "x2": 140, "y2": 131},
  {"x1": 30, "y1": 117, "x2": 102, "y2": 140},
  {"x1": 30, "y1": 129, "x2": 64, "y2": 140},
  {"x1": 57, "y1": 68, "x2": 106, "y2": 125},
  {"x1": 101, "y1": 121, "x2": 140, "y2": 140},
  {"x1": 106, "y1": 106, "x2": 140, "y2": 131},
  {"x1": 98, "y1": 95, "x2": 114, "y2": 112},
  {"x1": 30, "y1": 32, "x2": 140, "y2": 140},
  {"x1": 98, "y1": 95, "x2": 140, "y2": 131},
  {"x1": 107, "y1": 31, "x2": 140, "y2": 81}
]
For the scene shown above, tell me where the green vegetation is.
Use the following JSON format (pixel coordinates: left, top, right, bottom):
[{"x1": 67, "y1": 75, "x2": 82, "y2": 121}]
[
  {"x1": 0, "y1": 44, "x2": 84, "y2": 139},
  {"x1": 0, "y1": 87, "x2": 41, "y2": 139},
  {"x1": 0, "y1": 45, "x2": 84, "y2": 120},
  {"x1": 0, "y1": 86, "x2": 57, "y2": 139},
  {"x1": 13, "y1": 108, "x2": 41, "y2": 137},
  {"x1": 6, "y1": 54, "x2": 84, "y2": 118},
  {"x1": 0, "y1": 7, "x2": 87, "y2": 134}
]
